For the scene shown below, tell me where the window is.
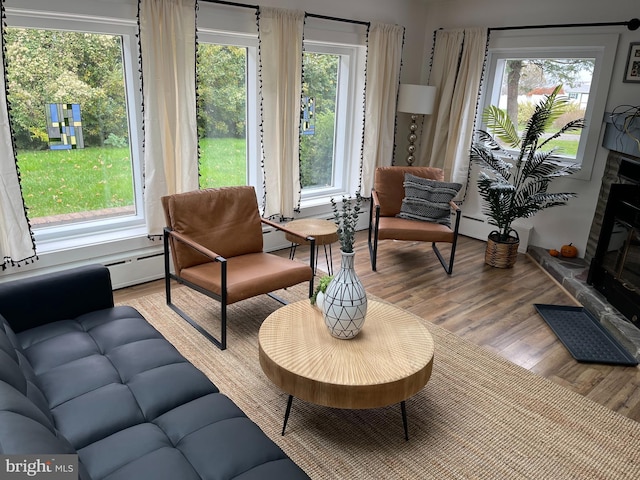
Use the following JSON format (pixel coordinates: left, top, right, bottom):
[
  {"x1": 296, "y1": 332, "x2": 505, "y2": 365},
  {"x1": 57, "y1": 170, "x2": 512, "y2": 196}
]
[
  {"x1": 196, "y1": 31, "x2": 259, "y2": 191},
  {"x1": 300, "y1": 42, "x2": 362, "y2": 200},
  {"x1": 491, "y1": 57, "x2": 595, "y2": 160},
  {"x1": 5, "y1": 7, "x2": 365, "y2": 254},
  {"x1": 480, "y1": 30, "x2": 618, "y2": 179},
  {"x1": 197, "y1": 34, "x2": 259, "y2": 189},
  {"x1": 4, "y1": 11, "x2": 143, "y2": 246},
  {"x1": 194, "y1": 31, "x2": 364, "y2": 201}
]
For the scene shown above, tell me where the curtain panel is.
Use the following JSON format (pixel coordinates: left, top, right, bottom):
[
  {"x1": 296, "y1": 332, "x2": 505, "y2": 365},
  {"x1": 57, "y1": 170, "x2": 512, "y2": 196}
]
[
  {"x1": 419, "y1": 28, "x2": 488, "y2": 196},
  {"x1": 0, "y1": 0, "x2": 37, "y2": 270},
  {"x1": 138, "y1": 0, "x2": 199, "y2": 236},
  {"x1": 360, "y1": 22, "x2": 404, "y2": 196},
  {"x1": 257, "y1": 7, "x2": 304, "y2": 219}
]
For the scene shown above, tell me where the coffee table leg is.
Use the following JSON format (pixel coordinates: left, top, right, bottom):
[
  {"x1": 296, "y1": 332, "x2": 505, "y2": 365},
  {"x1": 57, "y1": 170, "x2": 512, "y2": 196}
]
[
  {"x1": 282, "y1": 395, "x2": 294, "y2": 436},
  {"x1": 401, "y1": 401, "x2": 409, "y2": 441}
]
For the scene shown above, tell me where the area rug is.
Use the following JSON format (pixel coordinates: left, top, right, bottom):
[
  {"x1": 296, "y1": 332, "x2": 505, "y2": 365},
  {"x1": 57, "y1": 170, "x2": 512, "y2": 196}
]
[{"x1": 122, "y1": 286, "x2": 640, "y2": 479}]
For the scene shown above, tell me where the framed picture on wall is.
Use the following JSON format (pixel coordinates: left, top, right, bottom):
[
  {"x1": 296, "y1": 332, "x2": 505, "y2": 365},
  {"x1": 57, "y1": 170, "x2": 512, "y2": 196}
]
[{"x1": 623, "y1": 42, "x2": 640, "y2": 83}]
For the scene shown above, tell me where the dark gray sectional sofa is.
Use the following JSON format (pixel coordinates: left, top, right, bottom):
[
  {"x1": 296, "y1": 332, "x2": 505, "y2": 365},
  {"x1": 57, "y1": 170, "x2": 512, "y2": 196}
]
[{"x1": 0, "y1": 264, "x2": 308, "y2": 480}]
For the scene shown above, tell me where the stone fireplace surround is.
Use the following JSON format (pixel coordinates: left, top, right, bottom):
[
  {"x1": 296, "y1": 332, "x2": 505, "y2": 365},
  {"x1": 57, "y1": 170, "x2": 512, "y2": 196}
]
[
  {"x1": 529, "y1": 246, "x2": 640, "y2": 361},
  {"x1": 529, "y1": 150, "x2": 640, "y2": 361}
]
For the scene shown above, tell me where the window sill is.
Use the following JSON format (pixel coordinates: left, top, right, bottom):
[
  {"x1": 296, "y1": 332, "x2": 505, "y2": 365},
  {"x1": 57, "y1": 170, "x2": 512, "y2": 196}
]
[{"x1": 34, "y1": 221, "x2": 149, "y2": 254}]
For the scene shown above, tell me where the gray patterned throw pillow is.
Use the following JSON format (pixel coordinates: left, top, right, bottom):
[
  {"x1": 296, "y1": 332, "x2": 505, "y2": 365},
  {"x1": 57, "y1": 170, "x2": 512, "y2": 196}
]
[{"x1": 397, "y1": 173, "x2": 461, "y2": 227}]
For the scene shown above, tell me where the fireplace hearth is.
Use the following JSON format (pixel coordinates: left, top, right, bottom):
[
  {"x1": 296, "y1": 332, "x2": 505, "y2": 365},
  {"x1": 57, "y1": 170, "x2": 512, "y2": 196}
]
[{"x1": 528, "y1": 246, "x2": 640, "y2": 360}]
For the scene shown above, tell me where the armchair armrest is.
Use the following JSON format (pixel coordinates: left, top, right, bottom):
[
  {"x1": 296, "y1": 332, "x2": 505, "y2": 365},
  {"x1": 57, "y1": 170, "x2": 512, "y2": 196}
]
[
  {"x1": 0, "y1": 264, "x2": 114, "y2": 333},
  {"x1": 261, "y1": 218, "x2": 315, "y2": 244},
  {"x1": 371, "y1": 189, "x2": 381, "y2": 208},
  {"x1": 260, "y1": 219, "x2": 314, "y2": 292},
  {"x1": 165, "y1": 228, "x2": 225, "y2": 263}
]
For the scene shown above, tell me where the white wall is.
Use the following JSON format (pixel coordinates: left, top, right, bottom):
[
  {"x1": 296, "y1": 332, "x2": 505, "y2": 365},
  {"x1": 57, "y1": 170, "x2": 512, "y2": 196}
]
[
  {"x1": 0, "y1": 0, "x2": 427, "y2": 287},
  {"x1": 413, "y1": 0, "x2": 640, "y2": 257}
]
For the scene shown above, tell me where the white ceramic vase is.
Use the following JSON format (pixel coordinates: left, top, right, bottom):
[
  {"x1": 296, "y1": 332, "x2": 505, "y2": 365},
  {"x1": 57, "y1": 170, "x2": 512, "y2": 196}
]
[{"x1": 322, "y1": 250, "x2": 367, "y2": 339}]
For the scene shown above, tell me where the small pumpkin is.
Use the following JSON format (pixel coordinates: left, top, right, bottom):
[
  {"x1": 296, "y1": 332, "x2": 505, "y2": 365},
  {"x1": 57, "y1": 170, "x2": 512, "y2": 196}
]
[
  {"x1": 561, "y1": 243, "x2": 578, "y2": 258},
  {"x1": 549, "y1": 249, "x2": 560, "y2": 257}
]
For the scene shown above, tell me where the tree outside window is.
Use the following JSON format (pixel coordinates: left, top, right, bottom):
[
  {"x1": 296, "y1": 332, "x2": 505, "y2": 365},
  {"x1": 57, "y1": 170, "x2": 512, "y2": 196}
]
[{"x1": 5, "y1": 27, "x2": 135, "y2": 225}]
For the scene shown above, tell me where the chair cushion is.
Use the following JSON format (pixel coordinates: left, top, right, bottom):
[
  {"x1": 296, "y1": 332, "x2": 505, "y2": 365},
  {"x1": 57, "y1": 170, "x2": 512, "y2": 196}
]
[
  {"x1": 377, "y1": 216, "x2": 455, "y2": 243},
  {"x1": 180, "y1": 252, "x2": 312, "y2": 304},
  {"x1": 163, "y1": 187, "x2": 264, "y2": 271},
  {"x1": 374, "y1": 166, "x2": 445, "y2": 217},
  {"x1": 397, "y1": 174, "x2": 461, "y2": 227}
]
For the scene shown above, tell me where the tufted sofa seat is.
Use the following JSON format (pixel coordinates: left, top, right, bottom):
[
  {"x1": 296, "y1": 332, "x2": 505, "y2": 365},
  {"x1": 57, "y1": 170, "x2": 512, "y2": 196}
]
[{"x1": 0, "y1": 264, "x2": 308, "y2": 480}]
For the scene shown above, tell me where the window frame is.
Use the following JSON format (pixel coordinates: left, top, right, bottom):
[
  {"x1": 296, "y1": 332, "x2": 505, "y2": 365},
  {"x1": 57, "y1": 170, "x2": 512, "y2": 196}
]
[
  {"x1": 479, "y1": 30, "x2": 619, "y2": 180},
  {"x1": 6, "y1": 8, "x2": 367, "y2": 254},
  {"x1": 5, "y1": 9, "x2": 145, "y2": 250},
  {"x1": 194, "y1": 30, "x2": 365, "y2": 205},
  {"x1": 300, "y1": 41, "x2": 362, "y2": 202}
]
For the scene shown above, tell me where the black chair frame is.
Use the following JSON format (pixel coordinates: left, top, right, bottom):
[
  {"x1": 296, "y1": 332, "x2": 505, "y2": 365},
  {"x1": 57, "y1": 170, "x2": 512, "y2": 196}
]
[
  {"x1": 164, "y1": 226, "x2": 315, "y2": 350},
  {"x1": 368, "y1": 195, "x2": 461, "y2": 275}
]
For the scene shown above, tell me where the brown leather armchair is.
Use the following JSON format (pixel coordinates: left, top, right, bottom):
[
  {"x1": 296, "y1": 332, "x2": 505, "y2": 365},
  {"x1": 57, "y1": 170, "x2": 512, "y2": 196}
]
[
  {"x1": 368, "y1": 166, "x2": 461, "y2": 274},
  {"x1": 162, "y1": 186, "x2": 314, "y2": 350}
]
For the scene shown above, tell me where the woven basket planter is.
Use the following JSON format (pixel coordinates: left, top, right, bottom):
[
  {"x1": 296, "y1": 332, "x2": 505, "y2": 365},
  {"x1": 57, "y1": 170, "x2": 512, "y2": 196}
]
[{"x1": 485, "y1": 231, "x2": 519, "y2": 269}]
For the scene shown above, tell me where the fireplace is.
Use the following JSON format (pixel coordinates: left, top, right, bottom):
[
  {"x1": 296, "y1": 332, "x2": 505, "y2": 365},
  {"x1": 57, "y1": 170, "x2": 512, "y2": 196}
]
[{"x1": 588, "y1": 158, "x2": 640, "y2": 328}]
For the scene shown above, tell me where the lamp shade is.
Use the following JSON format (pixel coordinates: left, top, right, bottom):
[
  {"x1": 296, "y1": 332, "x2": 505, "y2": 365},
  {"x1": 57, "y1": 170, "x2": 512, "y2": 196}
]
[{"x1": 397, "y1": 84, "x2": 437, "y2": 115}]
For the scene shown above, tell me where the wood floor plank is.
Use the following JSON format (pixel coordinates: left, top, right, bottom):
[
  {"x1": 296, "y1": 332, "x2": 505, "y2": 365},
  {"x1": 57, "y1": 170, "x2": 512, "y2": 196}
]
[{"x1": 114, "y1": 231, "x2": 640, "y2": 422}]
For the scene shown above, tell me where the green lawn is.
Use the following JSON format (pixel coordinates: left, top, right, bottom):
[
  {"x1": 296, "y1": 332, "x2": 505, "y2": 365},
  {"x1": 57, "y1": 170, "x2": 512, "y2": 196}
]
[
  {"x1": 199, "y1": 137, "x2": 246, "y2": 188},
  {"x1": 541, "y1": 138, "x2": 579, "y2": 157},
  {"x1": 17, "y1": 134, "x2": 577, "y2": 220},
  {"x1": 17, "y1": 137, "x2": 247, "y2": 218},
  {"x1": 17, "y1": 147, "x2": 134, "y2": 218},
  {"x1": 497, "y1": 136, "x2": 580, "y2": 159}
]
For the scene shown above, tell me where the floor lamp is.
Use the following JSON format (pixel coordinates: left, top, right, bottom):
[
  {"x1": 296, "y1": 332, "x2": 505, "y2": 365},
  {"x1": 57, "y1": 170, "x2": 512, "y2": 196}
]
[{"x1": 397, "y1": 84, "x2": 437, "y2": 166}]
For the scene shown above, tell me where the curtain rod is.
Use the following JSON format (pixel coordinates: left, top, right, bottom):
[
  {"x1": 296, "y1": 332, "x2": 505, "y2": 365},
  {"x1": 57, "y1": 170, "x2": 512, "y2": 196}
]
[
  {"x1": 305, "y1": 13, "x2": 370, "y2": 27},
  {"x1": 490, "y1": 18, "x2": 640, "y2": 32},
  {"x1": 198, "y1": 0, "x2": 369, "y2": 27},
  {"x1": 199, "y1": 0, "x2": 258, "y2": 9}
]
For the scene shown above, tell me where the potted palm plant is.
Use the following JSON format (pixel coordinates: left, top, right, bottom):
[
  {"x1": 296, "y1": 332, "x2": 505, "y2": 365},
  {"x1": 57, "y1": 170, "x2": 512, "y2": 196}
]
[{"x1": 470, "y1": 85, "x2": 583, "y2": 268}]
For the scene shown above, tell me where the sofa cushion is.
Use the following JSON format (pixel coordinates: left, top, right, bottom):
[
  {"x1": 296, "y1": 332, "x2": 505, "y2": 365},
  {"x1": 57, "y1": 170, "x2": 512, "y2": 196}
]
[
  {"x1": 0, "y1": 315, "x2": 53, "y2": 423},
  {"x1": 0, "y1": 264, "x2": 308, "y2": 479},
  {"x1": 16, "y1": 306, "x2": 218, "y2": 449},
  {"x1": 5, "y1": 303, "x2": 308, "y2": 479},
  {"x1": 0, "y1": 383, "x2": 92, "y2": 480},
  {"x1": 397, "y1": 173, "x2": 461, "y2": 226}
]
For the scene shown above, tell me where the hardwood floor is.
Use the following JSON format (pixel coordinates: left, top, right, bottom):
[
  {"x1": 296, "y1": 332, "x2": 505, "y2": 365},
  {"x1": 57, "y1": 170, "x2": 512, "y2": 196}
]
[{"x1": 113, "y1": 231, "x2": 640, "y2": 422}]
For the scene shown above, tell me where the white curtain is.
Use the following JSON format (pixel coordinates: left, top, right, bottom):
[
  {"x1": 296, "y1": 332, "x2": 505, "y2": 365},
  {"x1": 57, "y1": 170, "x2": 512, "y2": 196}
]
[
  {"x1": 419, "y1": 28, "x2": 488, "y2": 194},
  {"x1": 360, "y1": 23, "x2": 405, "y2": 195},
  {"x1": 139, "y1": 0, "x2": 199, "y2": 235},
  {"x1": 258, "y1": 7, "x2": 304, "y2": 219},
  {"x1": 0, "y1": 2, "x2": 37, "y2": 269}
]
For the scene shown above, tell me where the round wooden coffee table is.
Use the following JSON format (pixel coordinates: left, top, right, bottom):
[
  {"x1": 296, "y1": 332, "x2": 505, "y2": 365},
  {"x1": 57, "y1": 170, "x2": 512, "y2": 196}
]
[
  {"x1": 284, "y1": 218, "x2": 339, "y2": 274},
  {"x1": 258, "y1": 299, "x2": 434, "y2": 439}
]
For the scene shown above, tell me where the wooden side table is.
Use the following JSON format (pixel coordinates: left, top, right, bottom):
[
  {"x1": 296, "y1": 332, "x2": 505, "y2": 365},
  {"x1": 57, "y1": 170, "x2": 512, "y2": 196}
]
[
  {"x1": 284, "y1": 218, "x2": 339, "y2": 275},
  {"x1": 258, "y1": 299, "x2": 435, "y2": 440}
]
